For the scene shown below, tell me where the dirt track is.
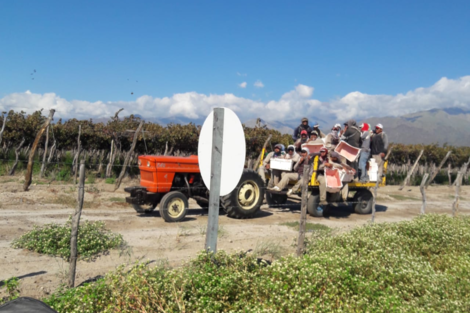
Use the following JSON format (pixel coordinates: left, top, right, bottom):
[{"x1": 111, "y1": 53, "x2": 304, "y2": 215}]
[{"x1": 0, "y1": 176, "x2": 469, "y2": 299}]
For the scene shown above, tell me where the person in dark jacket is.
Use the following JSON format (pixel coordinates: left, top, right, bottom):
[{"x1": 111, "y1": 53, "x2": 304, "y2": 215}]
[
  {"x1": 292, "y1": 117, "x2": 312, "y2": 141},
  {"x1": 370, "y1": 123, "x2": 388, "y2": 177},
  {"x1": 340, "y1": 119, "x2": 361, "y2": 148}
]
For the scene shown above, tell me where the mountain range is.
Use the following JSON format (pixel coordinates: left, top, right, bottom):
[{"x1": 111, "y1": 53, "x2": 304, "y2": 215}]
[{"x1": 109, "y1": 108, "x2": 469, "y2": 146}]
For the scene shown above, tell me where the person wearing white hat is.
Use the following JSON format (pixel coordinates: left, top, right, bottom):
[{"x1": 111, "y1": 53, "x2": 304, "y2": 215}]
[
  {"x1": 269, "y1": 147, "x2": 311, "y2": 194},
  {"x1": 325, "y1": 124, "x2": 341, "y2": 152},
  {"x1": 370, "y1": 123, "x2": 389, "y2": 178}
]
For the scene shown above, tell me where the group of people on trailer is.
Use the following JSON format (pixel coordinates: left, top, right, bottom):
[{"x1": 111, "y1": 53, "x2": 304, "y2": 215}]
[{"x1": 259, "y1": 117, "x2": 388, "y2": 206}]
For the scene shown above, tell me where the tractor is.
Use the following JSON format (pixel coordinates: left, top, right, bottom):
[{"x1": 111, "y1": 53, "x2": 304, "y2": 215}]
[
  {"x1": 264, "y1": 151, "x2": 388, "y2": 217},
  {"x1": 124, "y1": 155, "x2": 265, "y2": 222}
]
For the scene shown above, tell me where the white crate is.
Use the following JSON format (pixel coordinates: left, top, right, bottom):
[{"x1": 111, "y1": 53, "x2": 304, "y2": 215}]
[
  {"x1": 325, "y1": 168, "x2": 342, "y2": 193},
  {"x1": 302, "y1": 143, "x2": 324, "y2": 154},
  {"x1": 339, "y1": 169, "x2": 355, "y2": 182},
  {"x1": 270, "y1": 158, "x2": 293, "y2": 171}
]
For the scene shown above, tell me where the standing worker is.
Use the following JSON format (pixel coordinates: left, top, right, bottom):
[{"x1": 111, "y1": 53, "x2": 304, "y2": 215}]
[
  {"x1": 292, "y1": 117, "x2": 312, "y2": 141},
  {"x1": 358, "y1": 123, "x2": 372, "y2": 182},
  {"x1": 370, "y1": 123, "x2": 388, "y2": 178}
]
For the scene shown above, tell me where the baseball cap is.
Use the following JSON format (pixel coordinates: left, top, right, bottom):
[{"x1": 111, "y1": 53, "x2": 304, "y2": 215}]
[
  {"x1": 301, "y1": 147, "x2": 309, "y2": 153},
  {"x1": 301, "y1": 117, "x2": 308, "y2": 122},
  {"x1": 301, "y1": 130, "x2": 308, "y2": 135},
  {"x1": 320, "y1": 147, "x2": 328, "y2": 153},
  {"x1": 376, "y1": 123, "x2": 383, "y2": 129}
]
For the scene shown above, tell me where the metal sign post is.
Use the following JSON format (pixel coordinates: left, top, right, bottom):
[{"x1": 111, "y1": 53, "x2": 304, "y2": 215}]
[{"x1": 205, "y1": 108, "x2": 224, "y2": 252}]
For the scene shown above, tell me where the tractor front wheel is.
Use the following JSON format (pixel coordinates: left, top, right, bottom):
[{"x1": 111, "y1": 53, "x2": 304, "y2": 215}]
[
  {"x1": 159, "y1": 191, "x2": 189, "y2": 222},
  {"x1": 222, "y1": 170, "x2": 264, "y2": 219}
]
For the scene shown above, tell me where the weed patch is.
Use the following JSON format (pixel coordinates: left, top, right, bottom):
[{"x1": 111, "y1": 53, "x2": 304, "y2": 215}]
[
  {"x1": 108, "y1": 197, "x2": 125, "y2": 202},
  {"x1": 12, "y1": 218, "x2": 125, "y2": 261},
  {"x1": 105, "y1": 178, "x2": 115, "y2": 184},
  {"x1": 389, "y1": 194, "x2": 419, "y2": 201},
  {"x1": 44, "y1": 214, "x2": 470, "y2": 312}
]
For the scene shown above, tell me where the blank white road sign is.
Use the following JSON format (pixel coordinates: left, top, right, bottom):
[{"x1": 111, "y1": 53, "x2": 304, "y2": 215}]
[{"x1": 198, "y1": 108, "x2": 246, "y2": 196}]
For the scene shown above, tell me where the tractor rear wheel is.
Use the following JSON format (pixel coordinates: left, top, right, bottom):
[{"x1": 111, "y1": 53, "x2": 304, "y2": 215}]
[
  {"x1": 354, "y1": 189, "x2": 373, "y2": 214},
  {"x1": 159, "y1": 191, "x2": 189, "y2": 222},
  {"x1": 222, "y1": 169, "x2": 264, "y2": 219}
]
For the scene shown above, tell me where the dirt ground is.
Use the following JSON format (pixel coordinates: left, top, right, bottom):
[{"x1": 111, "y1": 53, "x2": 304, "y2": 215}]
[{"x1": 0, "y1": 176, "x2": 469, "y2": 299}]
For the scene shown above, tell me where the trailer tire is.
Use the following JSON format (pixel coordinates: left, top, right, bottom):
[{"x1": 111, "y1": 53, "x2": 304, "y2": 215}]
[
  {"x1": 354, "y1": 189, "x2": 373, "y2": 214},
  {"x1": 222, "y1": 170, "x2": 264, "y2": 219},
  {"x1": 159, "y1": 191, "x2": 189, "y2": 222},
  {"x1": 307, "y1": 190, "x2": 325, "y2": 217}
]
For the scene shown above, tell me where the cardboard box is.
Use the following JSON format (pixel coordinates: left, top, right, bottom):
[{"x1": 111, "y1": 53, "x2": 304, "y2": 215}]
[
  {"x1": 270, "y1": 158, "x2": 293, "y2": 171},
  {"x1": 325, "y1": 168, "x2": 342, "y2": 193},
  {"x1": 335, "y1": 141, "x2": 361, "y2": 162},
  {"x1": 301, "y1": 143, "x2": 325, "y2": 154}
]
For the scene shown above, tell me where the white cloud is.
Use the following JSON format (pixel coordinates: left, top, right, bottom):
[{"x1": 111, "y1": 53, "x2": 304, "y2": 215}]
[
  {"x1": 329, "y1": 76, "x2": 470, "y2": 121},
  {"x1": 237, "y1": 72, "x2": 247, "y2": 77},
  {"x1": 1, "y1": 76, "x2": 469, "y2": 123},
  {"x1": 239, "y1": 82, "x2": 247, "y2": 88},
  {"x1": 254, "y1": 80, "x2": 264, "y2": 88}
]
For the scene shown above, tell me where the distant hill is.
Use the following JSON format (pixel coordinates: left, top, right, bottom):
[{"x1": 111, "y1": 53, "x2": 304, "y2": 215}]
[{"x1": 363, "y1": 108, "x2": 470, "y2": 146}]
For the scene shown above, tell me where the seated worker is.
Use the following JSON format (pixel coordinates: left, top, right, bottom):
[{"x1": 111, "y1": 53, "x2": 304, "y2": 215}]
[
  {"x1": 292, "y1": 117, "x2": 312, "y2": 141},
  {"x1": 284, "y1": 145, "x2": 300, "y2": 162},
  {"x1": 324, "y1": 125, "x2": 340, "y2": 152},
  {"x1": 269, "y1": 147, "x2": 311, "y2": 195},
  {"x1": 258, "y1": 144, "x2": 285, "y2": 188},
  {"x1": 294, "y1": 130, "x2": 309, "y2": 152},
  {"x1": 316, "y1": 151, "x2": 356, "y2": 206},
  {"x1": 307, "y1": 130, "x2": 324, "y2": 145}
]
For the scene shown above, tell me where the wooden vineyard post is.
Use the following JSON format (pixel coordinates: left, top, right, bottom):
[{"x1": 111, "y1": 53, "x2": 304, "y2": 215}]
[
  {"x1": 9, "y1": 137, "x2": 25, "y2": 176},
  {"x1": 114, "y1": 121, "x2": 144, "y2": 191},
  {"x1": 420, "y1": 173, "x2": 429, "y2": 214},
  {"x1": 252, "y1": 134, "x2": 272, "y2": 171},
  {"x1": 452, "y1": 171, "x2": 463, "y2": 217},
  {"x1": 447, "y1": 163, "x2": 452, "y2": 186},
  {"x1": 24, "y1": 109, "x2": 55, "y2": 191},
  {"x1": 205, "y1": 108, "x2": 224, "y2": 253},
  {"x1": 0, "y1": 112, "x2": 7, "y2": 146},
  {"x1": 68, "y1": 160, "x2": 85, "y2": 288},
  {"x1": 39, "y1": 126, "x2": 49, "y2": 178},
  {"x1": 399, "y1": 149, "x2": 424, "y2": 191},
  {"x1": 74, "y1": 125, "x2": 82, "y2": 184},
  {"x1": 425, "y1": 151, "x2": 451, "y2": 189},
  {"x1": 296, "y1": 164, "x2": 311, "y2": 256}
]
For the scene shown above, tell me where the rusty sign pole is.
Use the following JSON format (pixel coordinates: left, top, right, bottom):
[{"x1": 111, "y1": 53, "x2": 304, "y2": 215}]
[{"x1": 205, "y1": 108, "x2": 224, "y2": 253}]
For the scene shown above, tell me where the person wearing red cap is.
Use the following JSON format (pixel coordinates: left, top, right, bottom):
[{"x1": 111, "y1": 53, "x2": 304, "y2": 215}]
[
  {"x1": 294, "y1": 130, "x2": 309, "y2": 152},
  {"x1": 316, "y1": 150, "x2": 355, "y2": 205},
  {"x1": 358, "y1": 123, "x2": 372, "y2": 182},
  {"x1": 370, "y1": 123, "x2": 388, "y2": 178}
]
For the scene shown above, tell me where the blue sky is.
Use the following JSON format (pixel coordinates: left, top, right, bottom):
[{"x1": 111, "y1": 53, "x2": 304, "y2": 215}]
[{"x1": 1, "y1": 0, "x2": 469, "y2": 122}]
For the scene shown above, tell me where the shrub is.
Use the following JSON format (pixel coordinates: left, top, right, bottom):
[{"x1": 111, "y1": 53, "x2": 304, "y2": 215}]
[
  {"x1": 0, "y1": 277, "x2": 20, "y2": 304},
  {"x1": 12, "y1": 218, "x2": 125, "y2": 260},
  {"x1": 105, "y1": 177, "x2": 115, "y2": 184},
  {"x1": 44, "y1": 214, "x2": 470, "y2": 312}
]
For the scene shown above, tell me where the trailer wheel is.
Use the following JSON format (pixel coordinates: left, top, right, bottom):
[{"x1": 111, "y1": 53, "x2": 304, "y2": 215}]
[
  {"x1": 265, "y1": 191, "x2": 288, "y2": 208},
  {"x1": 307, "y1": 190, "x2": 324, "y2": 217},
  {"x1": 132, "y1": 203, "x2": 157, "y2": 214},
  {"x1": 354, "y1": 189, "x2": 373, "y2": 214},
  {"x1": 222, "y1": 169, "x2": 264, "y2": 219},
  {"x1": 159, "y1": 191, "x2": 189, "y2": 222}
]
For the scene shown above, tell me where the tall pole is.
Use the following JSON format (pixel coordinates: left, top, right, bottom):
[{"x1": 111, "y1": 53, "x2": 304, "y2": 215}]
[
  {"x1": 205, "y1": 108, "x2": 224, "y2": 253},
  {"x1": 296, "y1": 164, "x2": 311, "y2": 256},
  {"x1": 69, "y1": 160, "x2": 85, "y2": 288}
]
